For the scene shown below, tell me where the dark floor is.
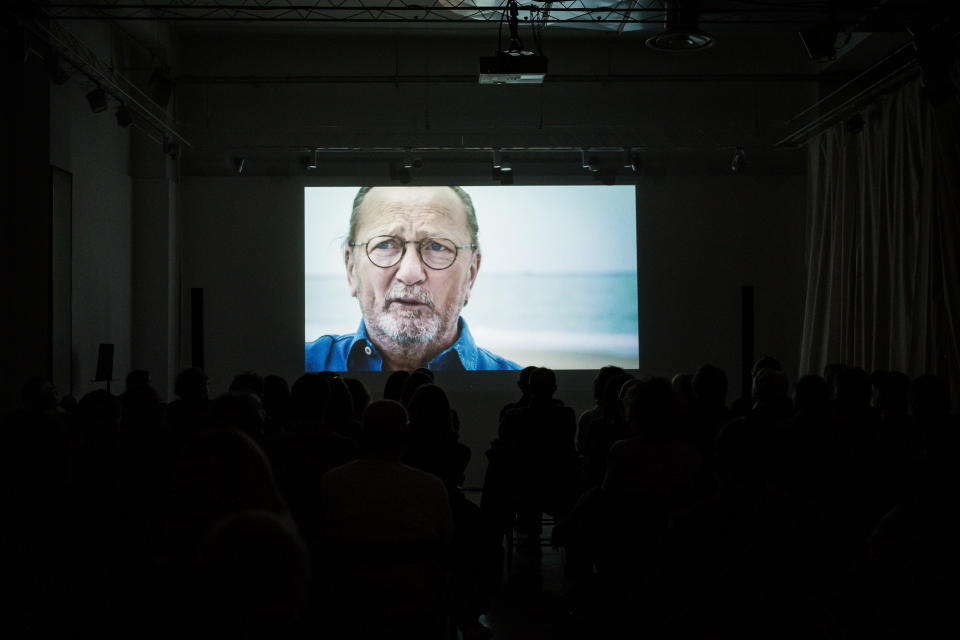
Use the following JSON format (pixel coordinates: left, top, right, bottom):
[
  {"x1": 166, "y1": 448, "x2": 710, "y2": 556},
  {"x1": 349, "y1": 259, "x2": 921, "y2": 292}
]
[{"x1": 464, "y1": 491, "x2": 581, "y2": 640}]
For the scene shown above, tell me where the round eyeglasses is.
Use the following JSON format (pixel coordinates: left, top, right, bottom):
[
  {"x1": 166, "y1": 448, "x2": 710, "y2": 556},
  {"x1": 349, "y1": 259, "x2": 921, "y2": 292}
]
[{"x1": 349, "y1": 235, "x2": 477, "y2": 270}]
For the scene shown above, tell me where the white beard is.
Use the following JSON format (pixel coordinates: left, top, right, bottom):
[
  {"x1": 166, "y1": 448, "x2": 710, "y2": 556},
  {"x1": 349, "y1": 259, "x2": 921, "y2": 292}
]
[{"x1": 376, "y1": 304, "x2": 443, "y2": 345}]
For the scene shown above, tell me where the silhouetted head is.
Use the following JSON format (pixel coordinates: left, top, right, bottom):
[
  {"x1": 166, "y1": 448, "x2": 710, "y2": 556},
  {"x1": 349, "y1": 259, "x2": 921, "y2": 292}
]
[
  {"x1": 125, "y1": 369, "x2": 151, "y2": 390},
  {"x1": 693, "y1": 363, "x2": 728, "y2": 408},
  {"x1": 19, "y1": 377, "x2": 59, "y2": 413},
  {"x1": 211, "y1": 392, "x2": 265, "y2": 440},
  {"x1": 795, "y1": 375, "x2": 830, "y2": 415},
  {"x1": 229, "y1": 370, "x2": 264, "y2": 398},
  {"x1": 76, "y1": 389, "x2": 121, "y2": 444},
  {"x1": 407, "y1": 384, "x2": 452, "y2": 443},
  {"x1": 262, "y1": 375, "x2": 291, "y2": 420},
  {"x1": 322, "y1": 373, "x2": 354, "y2": 429},
  {"x1": 623, "y1": 377, "x2": 676, "y2": 440},
  {"x1": 822, "y1": 363, "x2": 844, "y2": 396},
  {"x1": 121, "y1": 383, "x2": 164, "y2": 426},
  {"x1": 383, "y1": 370, "x2": 410, "y2": 402},
  {"x1": 175, "y1": 367, "x2": 208, "y2": 403},
  {"x1": 593, "y1": 365, "x2": 626, "y2": 402},
  {"x1": 290, "y1": 373, "x2": 329, "y2": 422},
  {"x1": 715, "y1": 419, "x2": 767, "y2": 489},
  {"x1": 911, "y1": 374, "x2": 949, "y2": 424},
  {"x1": 400, "y1": 369, "x2": 433, "y2": 407},
  {"x1": 601, "y1": 372, "x2": 635, "y2": 422},
  {"x1": 517, "y1": 366, "x2": 538, "y2": 393},
  {"x1": 172, "y1": 428, "x2": 287, "y2": 557},
  {"x1": 59, "y1": 394, "x2": 78, "y2": 414},
  {"x1": 835, "y1": 366, "x2": 871, "y2": 410},
  {"x1": 877, "y1": 371, "x2": 910, "y2": 417},
  {"x1": 361, "y1": 400, "x2": 409, "y2": 458},
  {"x1": 193, "y1": 510, "x2": 310, "y2": 635},
  {"x1": 752, "y1": 356, "x2": 782, "y2": 377},
  {"x1": 529, "y1": 367, "x2": 557, "y2": 401},
  {"x1": 343, "y1": 377, "x2": 371, "y2": 422},
  {"x1": 752, "y1": 368, "x2": 789, "y2": 405},
  {"x1": 413, "y1": 367, "x2": 435, "y2": 382}
]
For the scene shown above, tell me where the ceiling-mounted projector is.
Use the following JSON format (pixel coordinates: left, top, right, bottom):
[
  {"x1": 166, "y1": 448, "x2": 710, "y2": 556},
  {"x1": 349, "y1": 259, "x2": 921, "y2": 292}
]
[{"x1": 479, "y1": 51, "x2": 548, "y2": 85}]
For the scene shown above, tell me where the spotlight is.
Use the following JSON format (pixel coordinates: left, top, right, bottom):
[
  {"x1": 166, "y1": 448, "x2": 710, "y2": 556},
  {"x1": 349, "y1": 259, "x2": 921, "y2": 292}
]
[
  {"x1": 86, "y1": 87, "x2": 107, "y2": 113},
  {"x1": 390, "y1": 162, "x2": 412, "y2": 184},
  {"x1": 45, "y1": 50, "x2": 70, "y2": 85},
  {"x1": 623, "y1": 147, "x2": 640, "y2": 173},
  {"x1": 164, "y1": 139, "x2": 180, "y2": 159},
  {"x1": 234, "y1": 156, "x2": 245, "y2": 174},
  {"x1": 114, "y1": 105, "x2": 133, "y2": 128},
  {"x1": 646, "y1": 0, "x2": 715, "y2": 52},
  {"x1": 581, "y1": 149, "x2": 599, "y2": 173},
  {"x1": 149, "y1": 66, "x2": 173, "y2": 108},
  {"x1": 731, "y1": 146, "x2": 746, "y2": 173},
  {"x1": 402, "y1": 148, "x2": 422, "y2": 170},
  {"x1": 492, "y1": 166, "x2": 514, "y2": 185},
  {"x1": 798, "y1": 25, "x2": 839, "y2": 63},
  {"x1": 499, "y1": 154, "x2": 512, "y2": 172},
  {"x1": 306, "y1": 148, "x2": 319, "y2": 170}
]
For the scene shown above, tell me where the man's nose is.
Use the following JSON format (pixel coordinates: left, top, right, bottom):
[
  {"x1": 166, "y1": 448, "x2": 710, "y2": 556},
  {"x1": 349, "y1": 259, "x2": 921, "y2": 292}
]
[{"x1": 395, "y1": 243, "x2": 427, "y2": 285}]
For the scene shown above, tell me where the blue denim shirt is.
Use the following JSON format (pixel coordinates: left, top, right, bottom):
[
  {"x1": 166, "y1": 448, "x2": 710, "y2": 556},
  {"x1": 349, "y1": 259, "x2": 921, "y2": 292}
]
[{"x1": 305, "y1": 317, "x2": 521, "y2": 372}]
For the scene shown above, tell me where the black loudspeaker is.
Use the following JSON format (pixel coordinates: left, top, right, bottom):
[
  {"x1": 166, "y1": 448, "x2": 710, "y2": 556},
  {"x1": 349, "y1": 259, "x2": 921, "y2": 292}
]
[
  {"x1": 94, "y1": 343, "x2": 114, "y2": 382},
  {"x1": 741, "y1": 285, "x2": 755, "y2": 399},
  {"x1": 191, "y1": 287, "x2": 205, "y2": 369}
]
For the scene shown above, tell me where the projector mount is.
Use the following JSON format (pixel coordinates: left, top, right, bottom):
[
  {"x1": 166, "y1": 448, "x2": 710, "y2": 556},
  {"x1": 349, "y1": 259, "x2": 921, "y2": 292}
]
[{"x1": 479, "y1": 0, "x2": 548, "y2": 84}]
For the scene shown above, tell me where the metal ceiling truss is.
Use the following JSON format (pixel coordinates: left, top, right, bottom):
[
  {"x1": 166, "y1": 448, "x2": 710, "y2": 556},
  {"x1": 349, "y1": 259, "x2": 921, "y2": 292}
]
[
  {"x1": 28, "y1": 1, "x2": 952, "y2": 30},
  {"x1": 13, "y1": 11, "x2": 193, "y2": 148}
]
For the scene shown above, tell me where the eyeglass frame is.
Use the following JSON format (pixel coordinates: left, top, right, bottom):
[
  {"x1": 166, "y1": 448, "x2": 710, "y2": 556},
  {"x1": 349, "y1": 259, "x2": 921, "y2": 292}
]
[{"x1": 348, "y1": 235, "x2": 478, "y2": 271}]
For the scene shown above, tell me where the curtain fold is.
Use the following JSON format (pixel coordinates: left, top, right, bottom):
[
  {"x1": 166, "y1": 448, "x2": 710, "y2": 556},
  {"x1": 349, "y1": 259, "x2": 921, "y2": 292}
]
[{"x1": 799, "y1": 65, "x2": 960, "y2": 407}]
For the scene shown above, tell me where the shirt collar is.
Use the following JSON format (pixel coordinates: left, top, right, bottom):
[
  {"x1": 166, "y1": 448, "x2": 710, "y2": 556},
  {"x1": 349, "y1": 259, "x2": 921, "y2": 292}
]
[{"x1": 347, "y1": 317, "x2": 477, "y2": 370}]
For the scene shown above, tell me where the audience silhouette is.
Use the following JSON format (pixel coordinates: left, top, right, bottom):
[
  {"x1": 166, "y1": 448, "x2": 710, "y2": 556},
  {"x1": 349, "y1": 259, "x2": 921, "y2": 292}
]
[{"x1": 4, "y1": 359, "x2": 957, "y2": 639}]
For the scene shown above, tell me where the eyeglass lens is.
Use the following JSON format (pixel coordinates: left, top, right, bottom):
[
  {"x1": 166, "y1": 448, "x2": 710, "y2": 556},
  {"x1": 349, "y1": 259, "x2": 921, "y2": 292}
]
[{"x1": 367, "y1": 236, "x2": 458, "y2": 269}]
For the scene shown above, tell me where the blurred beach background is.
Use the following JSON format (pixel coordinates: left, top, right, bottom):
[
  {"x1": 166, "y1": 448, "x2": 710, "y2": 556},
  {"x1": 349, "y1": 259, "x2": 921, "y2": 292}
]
[{"x1": 305, "y1": 185, "x2": 639, "y2": 369}]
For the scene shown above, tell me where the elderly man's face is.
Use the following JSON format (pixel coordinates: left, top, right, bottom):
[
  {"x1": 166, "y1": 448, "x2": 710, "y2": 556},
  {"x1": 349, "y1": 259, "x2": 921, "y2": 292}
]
[{"x1": 345, "y1": 187, "x2": 481, "y2": 352}]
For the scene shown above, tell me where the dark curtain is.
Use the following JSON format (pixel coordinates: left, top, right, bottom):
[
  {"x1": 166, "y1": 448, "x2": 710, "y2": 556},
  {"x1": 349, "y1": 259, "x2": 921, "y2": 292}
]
[{"x1": 799, "y1": 64, "x2": 960, "y2": 407}]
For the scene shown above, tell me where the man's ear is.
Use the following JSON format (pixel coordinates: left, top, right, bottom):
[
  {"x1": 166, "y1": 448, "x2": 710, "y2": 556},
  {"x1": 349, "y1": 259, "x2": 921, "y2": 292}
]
[
  {"x1": 463, "y1": 251, "x2": 481, "y2": 304},
  {"x1": 345, "y1": 248, "x2": 358, "y2": 297}
]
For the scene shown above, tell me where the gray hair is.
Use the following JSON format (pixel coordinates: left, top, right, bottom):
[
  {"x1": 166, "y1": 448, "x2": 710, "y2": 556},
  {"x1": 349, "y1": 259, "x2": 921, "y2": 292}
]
[{"x1": 347, "y1": 186, "x2": 479, "y2": 248}]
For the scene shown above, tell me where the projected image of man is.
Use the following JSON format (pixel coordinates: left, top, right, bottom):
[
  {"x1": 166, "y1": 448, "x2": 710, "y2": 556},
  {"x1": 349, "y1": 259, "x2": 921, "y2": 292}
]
[{"x1": 305, "y1": 186, "x2": 520, "y2": 371}]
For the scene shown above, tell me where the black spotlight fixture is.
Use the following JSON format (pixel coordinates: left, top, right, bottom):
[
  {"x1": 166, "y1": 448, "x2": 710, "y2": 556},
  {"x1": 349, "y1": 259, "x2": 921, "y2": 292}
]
[
  {"x1": 164, "y1": 138, "x2": 180, "y2": 159},
  {"x1": 799, "y1": 24, "x2": 840, "y2": 63},
  {"x1": 402, "y1": 148, "x2": 423, "y2": 170},
  {"x1": 306, "y1": 148, "x2": 319, "y2": 171},
  {"x1": 581, "y1": 149, "x2": 600, "y2": 173},
  {"x1": 45, "y1": 50, "x2": 70, "y2": 85},
  {"x1": 114, "y1": 105, "x2": 133, "y2": 128},
  {"x1": 389, "y1": 161, "x2": 412, "y2": 184},
  {"x1": 623, "y1": 147, "x2": 640, "y2": 173},
  {"x1": 646, "y1": 0, "x2": 715, "y2": 52},
  {"x1": 86, "y1": 87, "x2": 107, "y2": 113},
  {"x1": 149, "y1": 65, "x2": 173, "y2": 108},
  {"x1": 234, "y1": 156, "x2": 245, "y2": 174}
]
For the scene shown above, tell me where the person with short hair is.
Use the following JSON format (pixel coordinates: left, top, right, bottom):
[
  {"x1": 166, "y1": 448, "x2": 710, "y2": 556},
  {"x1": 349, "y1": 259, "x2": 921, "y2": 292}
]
[{"x1": 305, "y1": 186, "x2": 520, "y2": 371}]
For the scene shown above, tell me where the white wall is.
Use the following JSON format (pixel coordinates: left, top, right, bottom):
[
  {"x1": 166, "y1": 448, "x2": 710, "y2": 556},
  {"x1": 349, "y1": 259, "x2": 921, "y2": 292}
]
[{"x1": 49, "y1": 21, "x2": 133, "y2": 400}]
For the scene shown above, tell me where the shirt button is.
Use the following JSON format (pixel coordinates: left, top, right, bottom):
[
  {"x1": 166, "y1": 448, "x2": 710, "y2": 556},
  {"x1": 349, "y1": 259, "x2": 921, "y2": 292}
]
[{"x1": 364, "y1": 345, "x2": 372, "y2": 356}]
